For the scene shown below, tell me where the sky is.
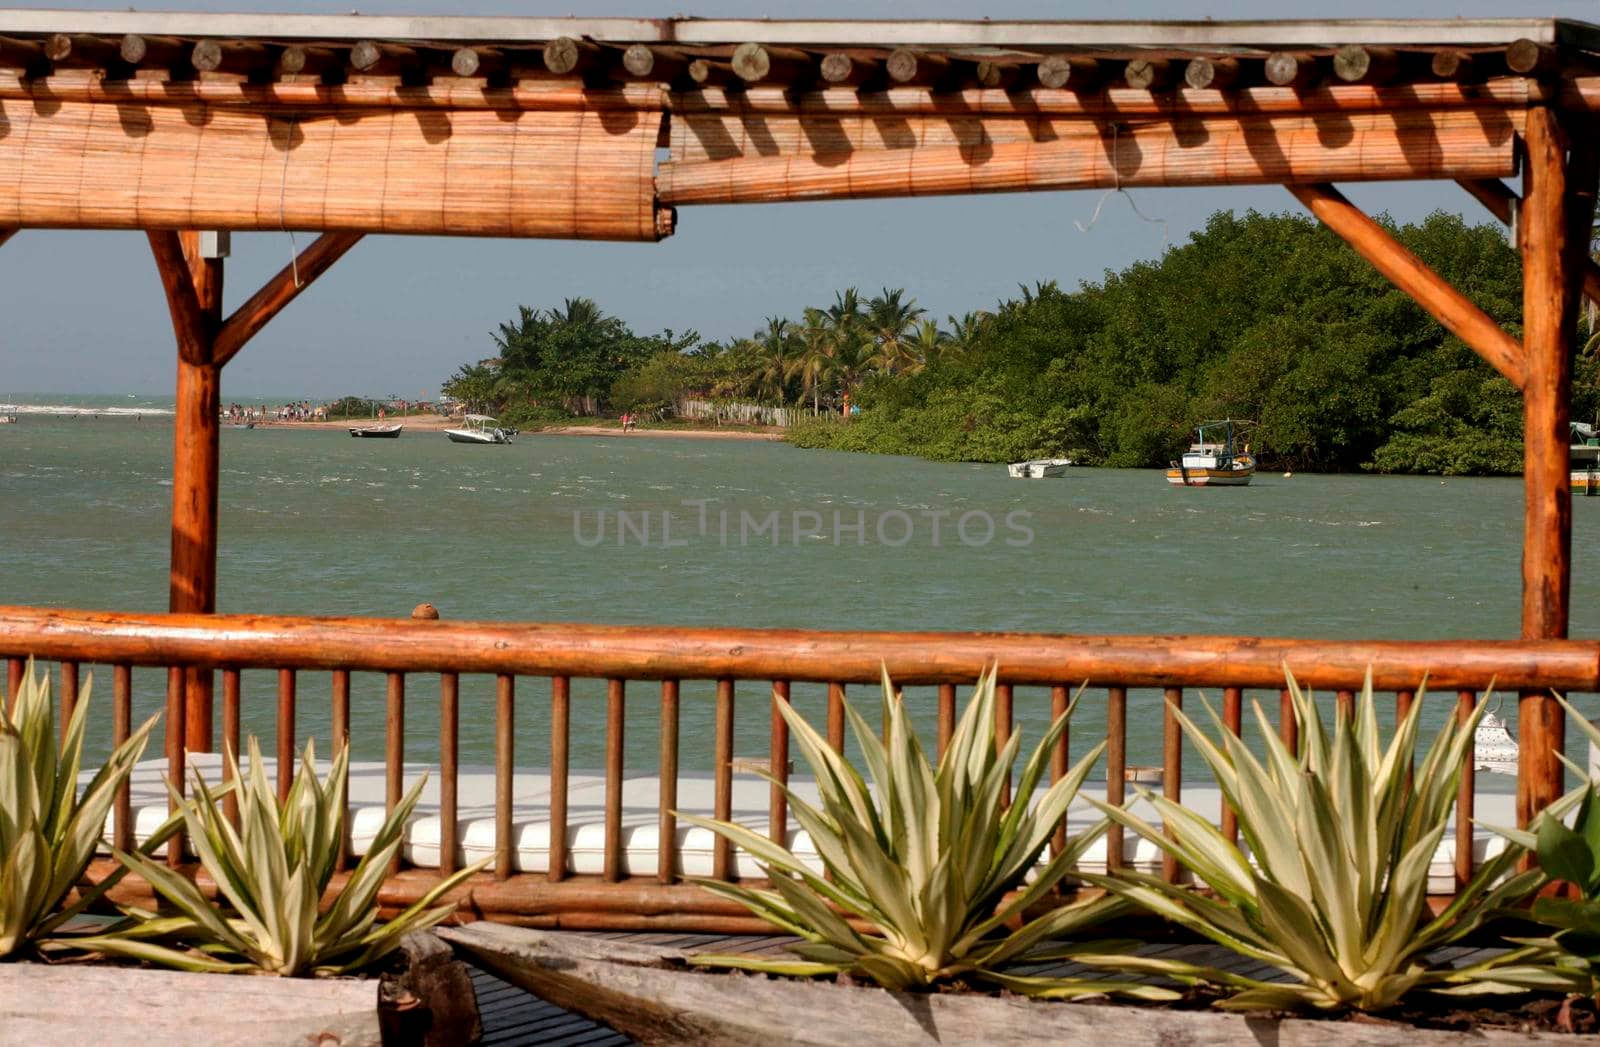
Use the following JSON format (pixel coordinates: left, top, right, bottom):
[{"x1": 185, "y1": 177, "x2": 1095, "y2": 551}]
[{"x1": 1, "y1": 0, "x2": 1596, "y2": 398}]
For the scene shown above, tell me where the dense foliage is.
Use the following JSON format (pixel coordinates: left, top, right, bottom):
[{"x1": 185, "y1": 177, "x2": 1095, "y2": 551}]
[{"x1": 446, "y1": 209, "x2": 1600, "y2": 472}]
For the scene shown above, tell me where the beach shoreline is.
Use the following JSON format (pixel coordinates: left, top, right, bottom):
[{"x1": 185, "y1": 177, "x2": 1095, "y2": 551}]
[{"x1": 257, "y1": 414, "x2": 783, "y2": 441}]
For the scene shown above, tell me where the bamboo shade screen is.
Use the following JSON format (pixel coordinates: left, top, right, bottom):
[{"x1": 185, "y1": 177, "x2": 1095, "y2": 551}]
[
  {"x1": 0, "y1": 98, "x2": 666, "y2": 240},
  {"x1": 658, "y1": 105, "x2": 1522, "y2": 206}
]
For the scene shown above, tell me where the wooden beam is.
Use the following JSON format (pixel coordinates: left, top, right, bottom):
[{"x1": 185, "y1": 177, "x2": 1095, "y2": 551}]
[
  {"x1": 1518, "y1": 106, "x2": 1588, "y2": 834},
  {"x1": 213, "y1": 233, "x2": 363, "y2": 367},
  {"x1": 0, "y1": 229, "x2": 15, "y2": 249},
  {"x1": 1288, "y1": 184, "x2": 1525, "y2": 387},
  {"x1": 146, "y1": 231, "x2": 208, "y2": 366},
  {"x1": 1458, "y1": 178, "x2": 1600, "y2": 309}
]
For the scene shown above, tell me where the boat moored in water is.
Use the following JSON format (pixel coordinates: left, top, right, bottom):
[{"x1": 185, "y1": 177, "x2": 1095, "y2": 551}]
[
  {"x1": 445, "y1": 414, "x2": 514, "y2": 444},
  {"x1": 1007, "y1": 458, "x2": 1073, "y2": 478},
  {"x1": 1573, "y1": 422, "x2": 1600, "y2": 496},
  {"x1": 349, "y1": 423, "x2": 403, "y2": 438},
  {"x1": 1166, "y1": 420, "x2": 1255, "y2": 487}
]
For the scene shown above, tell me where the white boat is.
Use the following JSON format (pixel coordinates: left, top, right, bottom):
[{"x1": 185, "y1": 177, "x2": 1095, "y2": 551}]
[
  {"x1": 349, "y1": 423, "x2": 403, "y2": 439},
  {"x1": 1166, "y1": 420, "x2": 1255, "y2": 487},
  {"x1": 1008, "y1": 458, "x2": 1073, "y2": 478},
  {"x1": 1573, "y1": 422, "x2": 1599, "y2": 496},
  {"x1": 444, "y1": 414, "x2": 514, "y2": 445}
]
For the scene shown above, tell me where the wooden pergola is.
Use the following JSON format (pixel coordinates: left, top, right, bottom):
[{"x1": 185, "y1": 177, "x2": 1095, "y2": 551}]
[{"x1": 3, "y1": 12, "x2": 1599, "y2": 855}]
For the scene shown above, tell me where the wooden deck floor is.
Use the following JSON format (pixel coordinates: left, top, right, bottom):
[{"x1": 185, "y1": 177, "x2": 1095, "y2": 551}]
[{"x1": 465, "y1": 930, "x2": 1510, "y2": 1044}]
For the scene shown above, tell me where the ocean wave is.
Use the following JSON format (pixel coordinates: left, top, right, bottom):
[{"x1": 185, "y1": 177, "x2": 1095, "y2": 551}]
[{"x1": 8, "y1": 404, "x2": 175, "y2": 417}]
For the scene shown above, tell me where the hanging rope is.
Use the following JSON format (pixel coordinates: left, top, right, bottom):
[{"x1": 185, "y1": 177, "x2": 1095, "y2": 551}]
[
  {"x1": 276, "y1": 117, "x2": 302, "y2": 289},
  {"x1": 1075, "y1": 122, "x2": 1169, "y2": 249}
]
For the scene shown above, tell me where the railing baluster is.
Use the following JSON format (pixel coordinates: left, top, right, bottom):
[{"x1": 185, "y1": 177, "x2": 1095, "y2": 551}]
[
  {"x1": 1106, "y1": 686, "x2": 1126, "y2": 872},
  {"x1": 277, "y1": 669, "x2": 296, "y2": 803},
  {"x1": 113, "y1": 664, "x2": 133, "y2": 852},
  {"x1": 713, "y1": 678, "x2": 735, "y2": 881},
  {"x1": 1280, "y1": 688, "x2": 1299, "y2": 756},
  {"x1": 658, "y1": 679, "x2": 680, "y2": 884},
  {"x1": 827, "y1": 681, "x2": 845, "y2": 752},
  {"x1": 59, "y1": 660, "x2": 79, "y2": 748},
  {"x1": 996, "y1": 681, "x2": 1013, "y2": 808},
  {"x1": 770, "y1": 681, "x2": 791, "y2": 848},
  {"x1": 937, "y1": 683, "x2": 956, "y2": 761},
  {"x1": 5, "y1": 656, "x2": 21, "y2": 713},
  {"x1": 385, "y1": 671, "x2": 405, "y2": 876},
  {"x1": 222, "y1": 668, "x2": 241, "y2": 827},
  {"x1": 1336, "y1": 688, "x2": 1356, "y2": 722},
  {"x1": 165, "y1": 666, "x2": 185, "y2": 868},
  {"x1": 439, "y1": 672, "x2": 459, "y2": 877},
  {"x1": 331, "y1": 669, "x2": 350, "y2": 868},
  {"x1": 1162, "y1": 687, "x2": 1183, "y2": 884},
  {"x1": 1049, "y1": 684, "x2": 1069, "y2": 857},
  {"x1": 1221, "y1": 686, "x2": 1243, "y2": 844},
  {"x1": 549, "y1": 675, "x2": 570, "y2": 883},
  {"x1": 1396, "y1": 689, "x2": 1415, "y2": 792},
  {"x1": 604, "y1": 678, "x2": 626, "y2": 883},
  {"x1": 1456, "y1": 689, "x2": 1476, "y2": 889},
  {"x1": 495, "y1": 674, "x2": 514, "y2": 881}
]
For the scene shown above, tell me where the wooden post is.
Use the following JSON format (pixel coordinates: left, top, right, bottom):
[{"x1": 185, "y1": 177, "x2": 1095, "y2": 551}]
[{"x1": 1517, "y1": 106, "x2": 1596, "y2": 830}]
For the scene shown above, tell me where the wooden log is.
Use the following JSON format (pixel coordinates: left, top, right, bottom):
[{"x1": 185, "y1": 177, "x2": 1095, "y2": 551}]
[
  {"x1": 191, "y1": 40, "x2": 270, "y2": 76},
  {"x1": 820, "y1": 52, "x2": 878, "y2": 87},
  {"x1": 5, "y1": 606, "x2": 1595, "y2": 693},
  {"x1": 1220, "y1": 687, "x2": 1242, "y2": 843},
  {"x1": 622, "y1": 43, "x2": 684, "y2": 81},
  {"x1": 119, "y1": 34, "x2": 185, "y2": 68},
  {"x1": 1184, "y1": 56, "x2": 1239, "y2": 90},
  {"x1": 439, "y1": 672, "x2": 459, "y2": 876},
  {"x1": 604, "y1": 678, "x2": 625, "y2": 883},
  {"x1": 1517, "y1": 107, "x2": 1593, "y2": 832},
  {"x1": 974, "y1": 60, "x2": 1024, "y2": 91},
  {"x1": 331, "y1": 668, "x2": 349, "y2": 866},
  {"x1": 494, "y1": 674, "x2": 513, "y2": 880},
  {"x1": 1264, "y1": 51, "x2": 1318, "y2": 88},
  {"x1": 1281, "y1": 688, "x2": 1299, "y2": 756},
  {"x1": 0, "y1": 228, "x2": 15, "y2": 251},
  {"x1": 350, "y1": 40, "x2": 418, "y2": 77},
  {"x1": 1049, "y1": 684, "x2": 1069, "y2": 857},
  {"x1": 0, "y1": 35, "x2": 44, "y2": 73},
  {"x1": 1036, "y1": 55, "x2": 1099, "y2": 90},
  {"x1": 5, "y1": 656, "x2": 20, "y2": 713},
  {"x1": 827, "y1": 682, "x2": 845, "y2": 750},
  {"x1": 1162, "y1": 688, "x2": 1183, "y2": 883},
  {"x1": 1456, "y1": 690, "x2": 1476, "y2": 887},
  {"x1": 1507, "y1": 38, "x2": 1559, "y2": 78},
  {"x1": 769, "y1": 681, "x2": 790, "y2": 847},
  {"x1": 277, "y1": 668, "x2": 295, "y2": 802},
  {"x1": 1288, "y1": 183, "x2": 1525, "y2": 387},
  {"x1": 277, "y1": 45, "x2": 340, "y2": 78},
  {"x1": 43, "y1": 34, "x2": 116, "y2": 67},
  {"x1": 1333, "y1": 45, "x2": 1398, "y2": 85},
  {"x1": 548, "y1": 676, "x2": 570, "y2": 882},
  {"x1": 214, "y1": 233, "x2": 362, "y2": 366},
  {"x1": 730, "y1": 43, "x2": 811, "y2": 85},
  {"x1": 449, "y1": 46, "x2": 494, "y2": 79},
  {"x1": 1124, "y1": 58, "x2": 1174, "y2": 91},
  {"x1": 1430, "y1": 51, "x2": 1477, "y2": 81},
  {"x1": 542, "y1": 37, "x2": 596, "y2": 77},
  {"x1": 1106, "y1": 687, "x2": 1126, "y2": 871},
  {"x1": 385, "y1": 672, "x2": 404, "y2": 876},
  {"x1": 936, "y1": 682, "x2": 956, "y2": 759},
  {"x1": 662, "y1": 110, "x2": 1521, "y2": 207},
  {"x1": 113, "y1": 664, "x2": 133, "y2": 851},
  {"x1": 713, "y1": 678, "x2": 735, "y2": 880},
  {"x1": 996, "y1": 682, "x2": 1013, "y2": 808},
  {"x1": 58, "y1": 660, "x2": 78, "y2": 750},
  {"x1": 886, "y1": 49, "x2": 950, "y2": 87},
  {"x1": 658, "y1": 679, "x2": 679, "y2": 883},
  {"x1": 164, "y1": 667, "x2": 185, "y2": 867},
  {"x1": 686, "y1": 58, "x2": 734, "y2": 87}
]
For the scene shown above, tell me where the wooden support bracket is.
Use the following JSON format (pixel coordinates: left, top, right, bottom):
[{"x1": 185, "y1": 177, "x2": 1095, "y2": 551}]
[
  {"x1": 1459, "y1": 178, "x2": 1600, "y2": 310},
  {"x1": 213, "y1": 232, "x2": 363, "y2": 367},
  {"x1": 1288, "y1": 183, "x2": 1525, "y2": 388},
  {"x1": 146, "y1": 230, "x2": 211, "y2": 366},
  {"x1": 0, "y1": 228, "x2": 15, "y2": 249}
]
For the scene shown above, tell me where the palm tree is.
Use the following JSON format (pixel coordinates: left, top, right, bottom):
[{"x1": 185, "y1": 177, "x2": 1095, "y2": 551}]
[
  {"x1": 904, "y1": 319, "x2": 950, "y2": 374},
  {"x1": 944, "y1": 310, "x2": 989, "y2": 363},
  {"x1": 865, "y1": 288, "x2": 925, "y2": 376},
  {"x1": 792, "y1": 307, "x2": 836, "y2": 416},
  {"x1": 749, "y1": 316, "x2": 796, "y2": 404}
]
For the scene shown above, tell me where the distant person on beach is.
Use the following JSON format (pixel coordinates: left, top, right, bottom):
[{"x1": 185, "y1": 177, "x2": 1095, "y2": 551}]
[{"x1": 621, "y1": 412, "x2": 633, "y2": 432}]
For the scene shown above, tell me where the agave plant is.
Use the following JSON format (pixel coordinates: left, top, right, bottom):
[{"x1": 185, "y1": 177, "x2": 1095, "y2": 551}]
[
  {"x1": 75, "y1": 737, "x2": 486, "y2": 976},
  {"x1": 1, "y1": 659, "x2": 160, "y2": 959},
  {"x1": 681, "y1": 668, "x2": 1171, "y2": 999},
  {"x1": 1075, "y1": 671, "x2": 1544, "y2": 1011}
]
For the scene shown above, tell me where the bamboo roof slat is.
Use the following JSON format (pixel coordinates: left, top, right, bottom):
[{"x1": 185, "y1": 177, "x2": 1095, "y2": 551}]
[
  {"x1": 657, "y1": 107, "x2": 1521, "y2": 205},
  {"x1": 0, "y1": 95, "x2": 665, "y2": 239}
]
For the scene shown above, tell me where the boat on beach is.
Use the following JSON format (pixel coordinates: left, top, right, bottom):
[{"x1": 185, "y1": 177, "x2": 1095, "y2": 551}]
[
  {"x1": 1166, "y1": 420, "x2": 1255, "y2": 487},
  {"x1": 445, "y1": 414, "x2": 514, "y2": 445},
  {"x1": 1573, "y1": 422, "x2": 1600, "y2": 496},
  {"x1": 349, "y1": 423, "x2": 403, "y2": 439},
  {"x1": 1007, "y1": 458, "x2": 1073, "y2": 478}
]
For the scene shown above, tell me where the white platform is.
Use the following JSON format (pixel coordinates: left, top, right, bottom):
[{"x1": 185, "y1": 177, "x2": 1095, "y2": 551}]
[{"x1": 107, "y1": 756, "x2": 1518, "y2": 891}]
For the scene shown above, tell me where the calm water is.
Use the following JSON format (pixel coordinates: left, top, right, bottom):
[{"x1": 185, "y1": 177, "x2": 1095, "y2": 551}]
[{"x1": 2, "y1": 395, "x2": 1596, "y2": 779}]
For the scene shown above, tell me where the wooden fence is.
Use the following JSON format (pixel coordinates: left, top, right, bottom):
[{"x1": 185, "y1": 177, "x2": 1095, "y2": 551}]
[
  {"x1": 675, "y1": 398, "x2": 797, "y2": 427},
  {"x1": 2, "y1": 605, "x2": 1595, "y2": 930}
]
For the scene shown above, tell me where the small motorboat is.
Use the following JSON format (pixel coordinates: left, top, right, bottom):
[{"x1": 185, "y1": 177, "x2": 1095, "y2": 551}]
[
  {"x1": 445, "y1": 414, "x2": 514, "y2": 445},
  {"x1": 1008, "y1": 458, "x2": 1073, "y2": 478},
  {"x1": 349, "y1": 423, "x2": 403, "y2": 438},
  {"x1": 227, "y1": 421, "x2": 254, "y2": 430},
  {"x1": 1167, "y1": 420, "x2": 1255, "y2": 487}
]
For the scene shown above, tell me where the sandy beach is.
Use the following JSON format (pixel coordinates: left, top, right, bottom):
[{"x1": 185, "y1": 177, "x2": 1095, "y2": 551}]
[{"x1": 263, "y1": 414, "x2": 783, "y2": 441}]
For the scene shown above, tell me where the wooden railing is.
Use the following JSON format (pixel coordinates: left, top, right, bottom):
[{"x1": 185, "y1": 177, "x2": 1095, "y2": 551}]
[{"x1": 2, "y1": 606, "x2": 1597, "y2": 931}]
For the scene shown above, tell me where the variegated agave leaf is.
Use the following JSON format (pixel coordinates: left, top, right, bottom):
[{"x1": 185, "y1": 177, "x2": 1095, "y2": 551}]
[
  {"x1": 681, "y1": 668, "x2": 1165, "y2": 998},
  {"x1": 0, "y1": 659, "x2": 159, "y2": 959},
  {"x1": 1078, "y1": 670, "x2": 1542, "y2": 1012},
  {"x1": 78, "y1": 735, "x2": 487, "y2": 976}
]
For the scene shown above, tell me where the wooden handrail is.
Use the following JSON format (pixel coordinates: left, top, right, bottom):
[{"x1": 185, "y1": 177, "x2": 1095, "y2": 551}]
[{"x1": 0, "y1": 606, "x2": 1594, "y2": 691}]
